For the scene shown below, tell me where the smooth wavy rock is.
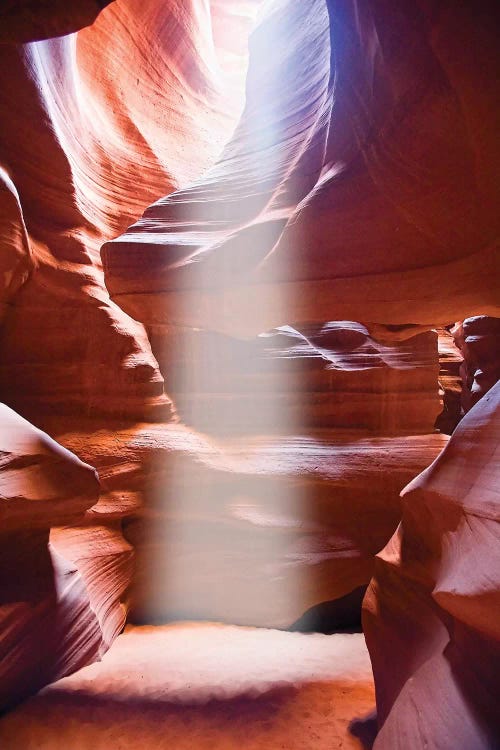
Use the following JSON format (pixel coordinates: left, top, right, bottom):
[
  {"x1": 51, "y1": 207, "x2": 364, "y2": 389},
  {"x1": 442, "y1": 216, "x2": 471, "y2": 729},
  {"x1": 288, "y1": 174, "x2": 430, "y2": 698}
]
[
  {"x1": 103, "y1": 0, "x2": 500, "y2": 337},
  {"x1": 363, "y1": 380, "x2": 500, "y2": 749},
  {"x1": 150, "y1": 322, "x2": 441, "y2": 433},
  {"x1": 41, "y1": 419, "x2": 447, "y2": 628},
  {"x1": 0, "y1": 403, "x2": 99, "y2": 529},
  {"x1": 0, "y1": 0, "x2": 257, "y2": 419},
  {"x1": 0, "y1": 40, "x2": 168, "y2": 420},
  {"x1": 0, "y1": 404, "x2": 103, "y2": 712},
  {"x1": 50, "y1": 523, "x2": 133, "y2": 650}
]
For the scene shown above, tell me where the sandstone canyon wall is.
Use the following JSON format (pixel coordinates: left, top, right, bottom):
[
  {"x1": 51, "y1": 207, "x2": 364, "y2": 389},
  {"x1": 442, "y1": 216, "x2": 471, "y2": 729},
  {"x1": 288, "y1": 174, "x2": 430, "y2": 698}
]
[
  {"x1": 103, "y1": 0, "x2": 499, "y2": 336},
  {"x1": 0, "y1": 0, "x2": 498, "y2": 747},
  {"x1": 0, "y1": 0, "x2": 260, "y2": 709},
  {"x1": 363, "y1": 380, "x2": 500, "y2": 749}
]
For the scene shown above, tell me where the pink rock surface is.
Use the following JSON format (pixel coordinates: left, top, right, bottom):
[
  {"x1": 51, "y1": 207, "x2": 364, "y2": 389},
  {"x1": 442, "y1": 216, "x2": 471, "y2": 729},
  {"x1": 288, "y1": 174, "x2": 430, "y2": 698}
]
[
  {"x1": 0, "y1": 2, "x2": 497, "y2": 746},
  {"x1": 363, "y1": 380, "x2": 500, "y2": 749},
  {"x1": 0, "y1": 0, "x2": 258, "y2": 420},
  {"x1": 0, "y1": 403, "x2": 99, "y2": 530},
  {"x1": 0, "y1": 38, "x2": 171, "y2": 420},
  {"x1": 50, "y1": 523, "x2": 133, "y2": 650}
]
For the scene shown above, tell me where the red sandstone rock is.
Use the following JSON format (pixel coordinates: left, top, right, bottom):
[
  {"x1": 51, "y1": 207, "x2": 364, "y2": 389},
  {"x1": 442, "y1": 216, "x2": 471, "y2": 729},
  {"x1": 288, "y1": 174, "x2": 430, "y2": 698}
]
[
  {"x1": 0, "y1": 404, "x2": 103, "y2": 712},
  {"x1": 435, "y1": 327, "x2": 463, "y2": 434},
  {"x1": 453, "y1": 316, "x2": 500, "y2": 414},
  {"x1": 102, "y1": 0, "x2": 500, "y2": 336},
  {"x1": 0, "y1": 169, "x2": 32, "y2": 325},
  {"x1": 363, "y1": 380, "x2": 500, "y2": 749},
  {"x1": 0, "y1": 2, "x2": 497, "y2": 746},
  {"x1": 0, "y1": 39, "x2": 171, "y2": 420},
  {"x1": 0, "y1": 0, "x2": 257, "y2": 420},
  {"x1": 149, "y1": 323, "x2": 441, "y2": 434},
  {"x1": 50, "y1": 524, "x2": 133, "y2": 650},
  {"x1": 37, "y1": 419, "x2": 447, "y2": 628},
  {"x1": 0, "y1": 404, "x2": 99, "y2": 529}
]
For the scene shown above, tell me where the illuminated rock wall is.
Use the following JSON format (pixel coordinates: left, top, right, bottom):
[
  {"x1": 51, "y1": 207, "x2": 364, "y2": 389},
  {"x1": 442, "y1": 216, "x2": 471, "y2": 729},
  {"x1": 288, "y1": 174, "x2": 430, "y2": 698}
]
[
  {"x1": 103, "y1": 0, "x2": 499, "y2": 335},
  {"x1": 0, "y1": 0, "x2": 258, "y2": 710},
  {"x1": 0, "y1": 404, "x2": 102, "y2": 711},
  {"x1": 0, "y1": 2, "x2": 498, "y2": 745},
  {"x1": 363, "y1": 381, "x2": 500, "y2": 749}
]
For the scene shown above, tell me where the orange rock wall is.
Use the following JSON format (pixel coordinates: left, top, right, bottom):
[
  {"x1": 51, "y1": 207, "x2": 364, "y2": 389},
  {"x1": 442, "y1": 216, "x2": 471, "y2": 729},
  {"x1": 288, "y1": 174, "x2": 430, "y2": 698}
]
[{"x1": 0, "y1": 1, "x2": 498, "y2": 744}]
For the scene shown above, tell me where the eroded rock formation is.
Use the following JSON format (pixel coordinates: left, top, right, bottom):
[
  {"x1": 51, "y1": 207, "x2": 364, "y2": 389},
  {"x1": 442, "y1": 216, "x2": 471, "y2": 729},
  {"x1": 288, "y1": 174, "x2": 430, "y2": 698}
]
[
  {"x1": 453, "y1": 316, "x2": 500, "y2": 414},
  {"x1": 0, "y1": 0, "x2": 498, "y2": 747},
  {"x1": 0, "y1": 404, "x2": 101, "y2": 711},
  {"x1": 0, "y1": 0, "x2": 260, "y2": 420},
  {"x1": 103, "y1": 0, "x2": 500, "y2": 336},
  {"x1": 150, "y1": 323, "x2": 441, "y2": 434},
  {"x1": 363, "y1": 381, "x2": 500, "y2": 749},
  {"x1": 0, "y1": 0, "x2": 259, "y2": 711},
  {"x1": 56, "y1": 422, "x2": 448, "y2": 627}
]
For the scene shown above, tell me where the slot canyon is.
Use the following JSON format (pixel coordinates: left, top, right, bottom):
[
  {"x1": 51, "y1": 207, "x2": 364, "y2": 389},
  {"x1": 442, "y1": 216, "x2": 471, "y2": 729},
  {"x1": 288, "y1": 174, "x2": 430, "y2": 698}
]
[{"x1": 0, "y1": 0, "x2": 499, "y2": 747}]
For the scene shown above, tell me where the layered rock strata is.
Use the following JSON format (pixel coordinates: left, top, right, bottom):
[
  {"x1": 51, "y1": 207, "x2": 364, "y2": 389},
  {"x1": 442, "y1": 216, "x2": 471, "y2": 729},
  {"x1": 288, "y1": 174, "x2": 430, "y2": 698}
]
[
  {"x1": 150, "y1": 322, "x2": 440, "y2": 434},
  {"x1": 435, "y1": 327, "x2": 463, "y2": 434},
  {"x1": 0, "y1": 0, "x2": 258, "y2": 421},
  {"x1": 0, "y1": 2, "x2": 498, "y2": 747}
]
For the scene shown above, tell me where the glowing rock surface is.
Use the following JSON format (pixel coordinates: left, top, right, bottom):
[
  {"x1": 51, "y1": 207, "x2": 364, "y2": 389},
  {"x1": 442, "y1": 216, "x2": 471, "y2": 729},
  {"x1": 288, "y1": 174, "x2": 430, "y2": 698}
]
[{"x1": 363, "y1": 381, "x2": 500, "y2": 749}]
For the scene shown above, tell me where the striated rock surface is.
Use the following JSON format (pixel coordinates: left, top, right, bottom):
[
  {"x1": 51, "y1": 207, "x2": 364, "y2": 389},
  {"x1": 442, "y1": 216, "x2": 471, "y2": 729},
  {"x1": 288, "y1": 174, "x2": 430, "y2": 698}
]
[
  {"x1": 0, "y1": 404, "x2": 99, "y2": 529},
  {"x1": 50, "y1": 524, "x2": 133, "y2": 651},
  {"x1": 363, "y1": 380, "x2": 500, "y2": 749},
  {"x1": 0, "y1": 2, "x2": 497, "y2": 746},
  {"x1": 39, "y1": 419, "x2": 447, "y2": 629},
  {"x1": 0, "y1": 169, "x2": 32, "y2": 325},
  {"x1": 0, "y1": 404, "x2": 103, "y2": 712},
  {"x1": 103, "y1": 0, "x2": 500, "y2": 337},
  {"x1": 0, "y1": 0, "x2": 258, "y2": 420},
  {"x1": 150, "y1": 323, "x2": 440, "y2": 434},
  {"x1": 0, "y1": 38, "x2": 169, "y2": 421}
]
